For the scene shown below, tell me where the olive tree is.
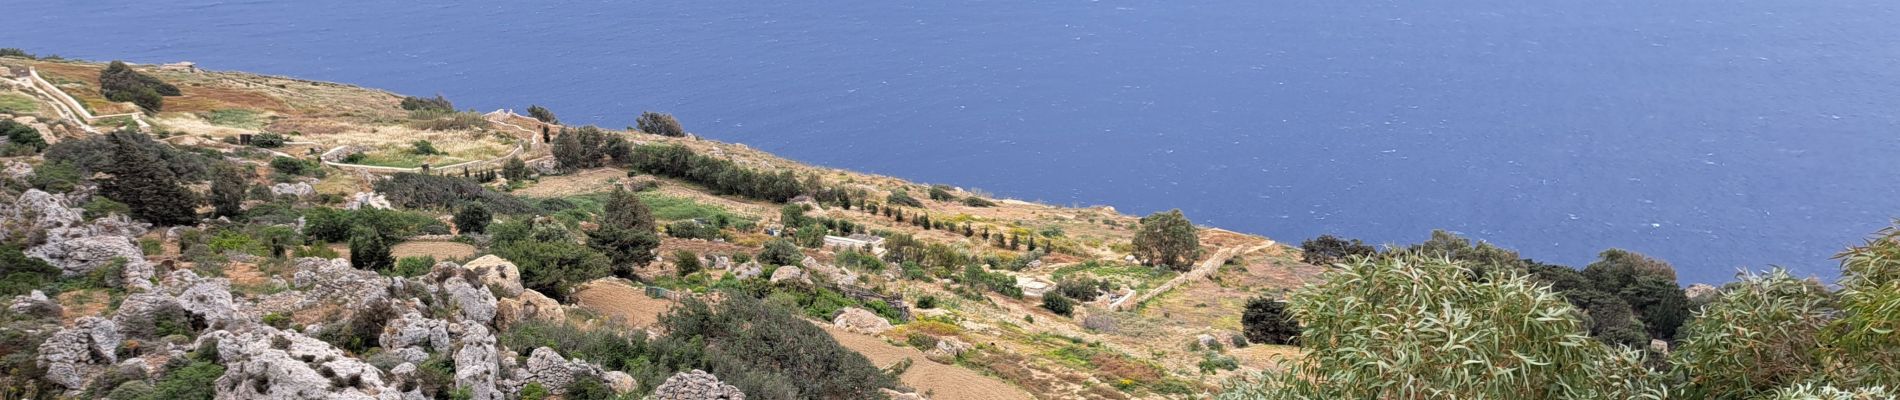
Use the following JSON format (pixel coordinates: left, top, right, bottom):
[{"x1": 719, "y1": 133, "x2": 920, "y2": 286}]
[{"x1": 1132, "y1": 209, "x2": 1201, "y2": 271}]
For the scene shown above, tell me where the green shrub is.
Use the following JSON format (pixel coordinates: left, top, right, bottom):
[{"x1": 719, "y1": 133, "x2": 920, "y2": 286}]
[
  {"x1": 262, "y1": 312, "x2": 291, "y2": 329},
  {"x1": 1216, "y1": 255, "x2": 1664, "y2": 399},
  {"x1": 454, "y1": 203, "x2": 492, "y2": 234},
  {"x1": 373, "y1": 172, "x2": 532, "y2": 213},
  {"x1": 927, "y1": 185, "x2": 955, "y2": 201},
  {"x1": 1241, "y1": 297, "x2": 1300, "y2": 346},
  {"x1": 673, "y1": 250, "x2": 702, "y2": 276},
  {"x1": 1298, "y1": 234, "x2": 1376, "y2": 266},
  {"x1": 100, "y1": 61, "x2": 179, "y2": 112},
  {"x1": 1041, "y1": 293, "x2": 1075, "y2": 316},
  {"x1": 1132, "y1": 209, "x2": 1200, "y2": 271},
  {"x1": 393, "y1": 256, "x2": 437, "y2": 278},
  {"x1": 757, "y1": 239, "x2": 803, "y2": 267},
  {"x1": 269, "y1": 156, "x2": 319, "y2": 176},
  {"x1": 526, "y1": 105, "x2": 559, "y2": 124},
  {"x1": 0, "y1": 245, "x2": 59, "y2": 297},
  {"x1": 635, "y1": 111, "x2": 684, "y2": 137},
  {"x1": 961, "y1": 197, "x2": 995, "y2": 207},
  {"x1": 399, "y1": 95, "x2": 453, "y2": 112},
  {"x1": 145, "y1": 361, "x2": 222, "y2": 400},
  {"x1": 886, "y1": 191, "x2": 922, "y2": 208},
  {"x1": 251, "y1": 132, "x2": 286, "y2": 148}
]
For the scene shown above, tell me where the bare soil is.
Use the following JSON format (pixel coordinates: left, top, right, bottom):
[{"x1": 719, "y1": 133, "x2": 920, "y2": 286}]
[{"x1": 391, "y1": 241, "x2": 478, "y2": 261}]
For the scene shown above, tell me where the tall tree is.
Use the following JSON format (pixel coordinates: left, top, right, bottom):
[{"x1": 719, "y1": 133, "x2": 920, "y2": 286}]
[
  {"x1": 588, "y1": 189, "x2": 660, "y2": 277},
  {"x1": 208, "y1": 164, "x2": 251, "y2": 218},
  {"x1": 99, "y1": 131, "x2": 200, "y2": 225},
  {"x1": 1133, "y1": 209, "x2": 1201, "y2": 270}
]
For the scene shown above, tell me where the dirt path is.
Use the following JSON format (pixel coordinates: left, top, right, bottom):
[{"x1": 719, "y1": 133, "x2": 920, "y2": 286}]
[
  {"x1": 573, "y1": 280, "x2": 1032, "y2": 400},
  {"x1": 1115, "y1": 242, "x2": 1275, "y2": 311}
]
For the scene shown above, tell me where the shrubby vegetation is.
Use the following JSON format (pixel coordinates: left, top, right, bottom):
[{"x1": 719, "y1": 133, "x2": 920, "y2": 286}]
[
  {"x1": 100, "y1": 61, "x2": 180, "y2": 112},
  {"x1": 636, "y1": 111, "x2": 685, "y2": 137},
  {"x1": 1240, "y1": 297, "x2": 1298, "y2": 345},
  {"x1": 526, "y1": 105, "x2": 558, "y2": 124},
  {"x1": 489, "y1": 218, "x2": 612, "y2": 300},
  {"x1": 587, "y1": 189, "x2": 661, "y2": 277},
  {"x1": 1223, "y1": 225, "x2": 1900, "y2": 398},
  {"x1": 94, "y1": 131, "x2": 202, "y2": 225},
  {"x1": 1133, "y1": 209, "x2": 1200, "y2": 271},
  {"x1": 501, "y1": 293, "x2": 894, "y2": 399},
  {"x1": 0, "y1": 121, "x2": 46, "y2": 156},
  {"x1": 551, "y1": 126, "x2": 620, "y2": 171},
  {"x1": 624, "y1": 144, "x2": 804, "y2": 202},
  {"x1": 1296, "y1": 234, "x2": 1375, "y2": 266},
  {"x1": 399, "y1": 94, "x2": 453, "y2": 112},
  {"x1": 373, "y1": 172, "x2": 532, "y2": 213}
]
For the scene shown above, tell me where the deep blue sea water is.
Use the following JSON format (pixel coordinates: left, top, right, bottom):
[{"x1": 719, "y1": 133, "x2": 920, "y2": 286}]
[{"x1": 14, "y1": 1, "x2": 1900, "y2": 284}]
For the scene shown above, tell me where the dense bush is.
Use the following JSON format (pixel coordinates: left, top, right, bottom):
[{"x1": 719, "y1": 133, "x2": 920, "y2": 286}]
[
  {"x1": 655, "y1": 295, "x2": 895, "y2": 398},
  {"x1": 1, "y1": 121, "x2": 46, "y2": 155},
  {"x1": 1241, "y1": 297, "x2": 1300, "y2": 346},
  {"x1": 501, "y1": 157, "x2": 531, "y2": 182},
  {"x1": 95, "y1": 131, "x2": 201, "y2": 225},
  {"x1": 399, "y1": 94, "x2": 453, "y2": 112},
  {"x1": 927, "y1": 185, "x2": 955, "y2": 201},
  {"x1": 961, "y1": 197, "x2": 995, "y2": 207},
  {"x1": 1133, "y1": 209, "x2": 1201, "y2": 271},
  {"x1": 373, "y1": 172, "x2": 532, "y2": 213},
  {"x1": 268, "y1": 157, "x2": 320, "y2": 177},
  {"x1": 664, "y1": 220, "x2": 720, "y2": 240},
  {"x1": 491, "y1": 219, "x2": 612, "y2": 300},
  {"x1": 208, "y1": 165, "x2": 250, "y2": 218},
  {"x1": 673, "y1": 250, "x2": 702, "y2": 276},
  {"x1": 885, "y1": 191, "x2": 922, "y2": 208},
  {"x1": 100, "y1": 61, "x2": 180, "y2": 112},
  {"x1": 1218, "y1": 255, "x2": 1664, "y2": 399},
  {"x1": 144, "y1": 360, "x2": 223, "y2": 400},
  {"x1": 552, "y1": 126, "x2": 612, "y2": 171},
  {"x1": 1297, "y1": 234, "x2": 1376, "y2": 266},
  {"x1": 526, "y1": 105, "x2": 558, "y2": 124},
  {"x1": 636, "y1": 111, "x2": 685, "y2": 137},
  {"x1": 625, "y1": 144, "x2": 804, "y2": 202},
  {"x1": 1041, "y1": 293, "x2": 1075, "y2": 316},
  {"x1": 453, "y1": 203, "x2": 492, "y2": 234},
  {"x1": 1054, "y1": 278, "x2": 1108, "y2": 302},
  {"x1": 45, "y1": 129, "x2": 213, "y2": 181},
  {"x1": 250, "y1": 132, "x2": 286, "y2": 148},
  {"x1": 588, "y1": 189, "x2": 660, "y2": 277},
  {"x1": 348, "y1": 227, "x2": 393, "y2": 271},
  {"x1": 757, "y1": 239, "x2": 804, "y2": 267},
  {"x1": 301, "y1": 207, "x2": 443, "y2": 243},
  {"x1": 0, "y1": 245, "x2": 59, "y2": 298}
]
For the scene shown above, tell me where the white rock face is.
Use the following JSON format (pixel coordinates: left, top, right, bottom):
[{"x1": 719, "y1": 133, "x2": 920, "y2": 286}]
[
  {"x1": 831, "y1": 307, "x2": 893, "y2": 335},
  {"x1": 380, "y1": 311, "x2": 452, "y2": 357},
  {"x1": 733, "y1": 261, "x2": 764, "y2": 280},
  {"x1": 453, "y1": 323, "x2": 502, "y2": 400},
  {"x1": 603, "y1": 371, "x2": 639, "y2": 394},
  {"x1": 653, "y1": 369, "x2": 746, "y2": 400},
  {"x1": 1684, "y1": 283, "x2": 1720, "y2": 303},
  {"x1": 28, "y1": 235, "x2": 144, "y2": 278},
  {"x1": 206, "y1": 327, "x2": 403, "y2": 399},
  {"x1": 768, "y1": 265, "x2": 807, "y2": 284},
  {"x1": 495, "y1": 289, "x2": 564, "y2": 331},
  {"x1": 463, "y1": 255, "x2": 524, "y2": 298},
  {"x1": 271, "y1": 182, "x2": 315, "y2": 198},
  {"x1": 345, "y1": 191, "x2": 391, "y2": 210},
  {"x1": 524, "y1": 347, "x2": 577, "y2": 394},
  {"x1": 37, "y1": 317, "x2": 121, "y2": 390}
]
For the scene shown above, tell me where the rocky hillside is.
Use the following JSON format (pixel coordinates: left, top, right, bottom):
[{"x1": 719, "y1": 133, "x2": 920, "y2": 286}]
[{"x1": 0, "y1": 54, "x2": 1315, "y2": 400}]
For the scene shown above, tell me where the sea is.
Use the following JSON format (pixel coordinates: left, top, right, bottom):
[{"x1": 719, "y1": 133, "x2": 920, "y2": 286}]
[{"x1": 13, "y1": 0, "x2": 1900, "y2": 284}]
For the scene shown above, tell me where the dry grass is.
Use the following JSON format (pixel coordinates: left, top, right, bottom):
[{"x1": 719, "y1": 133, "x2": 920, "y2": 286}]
[{"x1": 391, "y1": 241, "x2": 477, "y2": 260}]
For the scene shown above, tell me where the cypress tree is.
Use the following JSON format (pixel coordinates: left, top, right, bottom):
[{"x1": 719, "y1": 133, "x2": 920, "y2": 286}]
[
  {"x1": 590, "y1": 189, "x2": 661, "y2": 277},
  {"x1": 99, "y1": 131, "x2": 199, "y2": 225},
  {"x1": 349, "y1": 226, "x2": 393, "y2": 271},
  {"x1": 208, "y1": 164, "x2": 250, "y2": 218}
]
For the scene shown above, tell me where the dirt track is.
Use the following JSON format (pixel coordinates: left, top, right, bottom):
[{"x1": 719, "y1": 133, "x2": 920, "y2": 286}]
[{"x1": 572, "y1": 280, "x2": 1032, "y2": 400}]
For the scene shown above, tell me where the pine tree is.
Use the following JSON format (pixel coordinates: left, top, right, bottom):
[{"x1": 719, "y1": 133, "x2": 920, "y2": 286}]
[
  {"x1": 502, "y1": 156, "x2": 531, "y2": 181},
  {"x1": 99, "y1": 131, "x2": 200, "y2": 225},
  {"x1": 589, "y1": 189, "x2": 660, "y2": 277}
]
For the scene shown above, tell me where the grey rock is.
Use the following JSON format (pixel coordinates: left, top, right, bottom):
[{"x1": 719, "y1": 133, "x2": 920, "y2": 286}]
[
  {"x1": 524, "y1": 347, "x2": 576, "y2": 394},
  {"x1": 652, "y1": 369, "x2": 746, "y2": 400},
  {"x1": 270, "y1": 182, "x2": 315, "y2": 198},
  {"x1": 462, "y1": 255, "x2": 523, "y2": 298},
  {"x1": 453, "y1": 323, "x2": 502, "y2": 400},
  {"x1": 734, "y1": 261, "x2": 763, "y2": 280},
  {"x1": 37, "y1": 317, "x2": 121, "y2": 390},
  {"x1": 831, "y1": 307, "x2": 892, "y2": 335},
  {"x1": 768, "y1": 265, "x2": 807, "y2": 284},
  {"x1": 603, "y1": 371, "x2": 638, "y2": 394},
  {"x1": 205, "y1": 327, "x2": 402, "y2": 399},
  {"x1": 8, "y1": 290, "x2": 60, "y2": 317}
]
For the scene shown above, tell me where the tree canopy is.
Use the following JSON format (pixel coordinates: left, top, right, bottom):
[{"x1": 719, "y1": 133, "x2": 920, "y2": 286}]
[{"x1": 1132, "y1": 209, "x2": 1201, "y2": 271}]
